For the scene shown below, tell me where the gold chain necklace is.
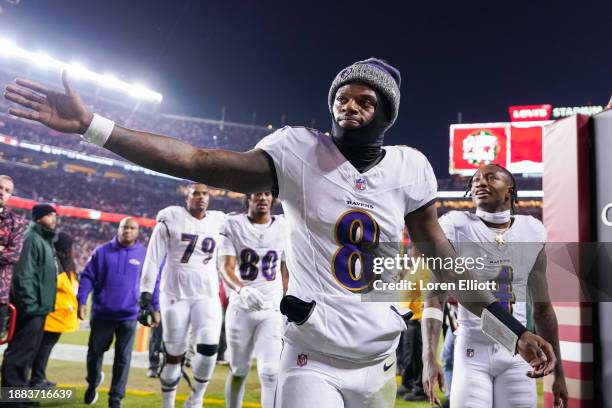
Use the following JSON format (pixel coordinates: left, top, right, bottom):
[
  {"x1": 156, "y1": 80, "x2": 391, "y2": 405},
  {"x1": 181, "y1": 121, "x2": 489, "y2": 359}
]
[{"x1": 490, "y1": 223, "x2": 511, "y2": 245}]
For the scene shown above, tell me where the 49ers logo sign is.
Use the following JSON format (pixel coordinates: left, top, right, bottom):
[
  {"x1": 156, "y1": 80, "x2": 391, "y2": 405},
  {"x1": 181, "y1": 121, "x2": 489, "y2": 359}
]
[
  {"x1": 450, "y1": 124, "x2": 508, "y2": 174},
  {"x1": 462, "y1": 130, "x2": 501, "y2": 166}
]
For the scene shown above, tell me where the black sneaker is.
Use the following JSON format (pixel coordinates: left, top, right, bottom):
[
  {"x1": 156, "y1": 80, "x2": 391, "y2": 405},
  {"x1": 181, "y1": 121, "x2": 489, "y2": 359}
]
[
  {"x1": 403, "y1": 390, "x2": 428, "y2": 402},
  {"x1": 109, "y1": 399, "x2": 122, "y2": 408},
  {"x1": 29, "y1": 379, "x2": 56, "y2": 389},
  {"x1": 84, "y1": 372, "x2": 105, "y2": 405},
  {"x1": 83, "y1": 387, "x2": 98, "y2": 405},
  {"x1": 396, "y1": 384, "x2": 413, "y2": 396}
]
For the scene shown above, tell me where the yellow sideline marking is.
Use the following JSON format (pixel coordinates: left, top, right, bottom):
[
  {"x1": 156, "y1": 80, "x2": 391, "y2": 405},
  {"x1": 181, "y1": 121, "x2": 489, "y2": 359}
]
[{"x1": 58, "y1": 383, "x2": 262, "y2": 407}]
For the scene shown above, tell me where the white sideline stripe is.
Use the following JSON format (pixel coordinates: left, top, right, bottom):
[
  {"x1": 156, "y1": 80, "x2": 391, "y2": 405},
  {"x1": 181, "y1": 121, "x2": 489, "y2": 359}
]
[
  {"x1": 0, "y1": 343, "x2": 150, "y2": 368},
  {"x1": 560, "y1": 340, "x2": 593, "y2": 363}
]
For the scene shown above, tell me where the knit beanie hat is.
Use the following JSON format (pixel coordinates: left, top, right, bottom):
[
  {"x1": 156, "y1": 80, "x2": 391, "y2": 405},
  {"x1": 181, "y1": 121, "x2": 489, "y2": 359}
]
[
  {"x1": 31, "y1": 203, "x2": 56, "y2": 221},
  {"x1": 328, "y1": 58, "x2": 401, "y2": 125}
]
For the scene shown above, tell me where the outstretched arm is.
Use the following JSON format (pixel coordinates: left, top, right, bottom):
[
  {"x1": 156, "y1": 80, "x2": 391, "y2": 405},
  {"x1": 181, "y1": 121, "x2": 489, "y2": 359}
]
[{"x1": 4, "y1": 71, "x2": 273, "y2": 193}]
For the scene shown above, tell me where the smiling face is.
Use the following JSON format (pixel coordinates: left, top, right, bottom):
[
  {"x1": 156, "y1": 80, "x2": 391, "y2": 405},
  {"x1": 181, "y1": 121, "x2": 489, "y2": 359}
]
[
  {"x1": 332, "y1": 83, "x2": 378, "y2": 129},
  {"x1": 470, "y1": 164, "x2": 514, "y2": 212}
]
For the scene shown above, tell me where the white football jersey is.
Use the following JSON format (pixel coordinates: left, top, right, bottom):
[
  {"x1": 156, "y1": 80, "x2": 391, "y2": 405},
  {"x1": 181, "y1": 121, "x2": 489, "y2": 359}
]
[
  {"x1": 141, "y1": 206, "x2": 226, "y2": 300},
  {"x1": 439, "y1": 211, "x2": 546, "y2": 340},
  {"x1": 218, "y1": 213, "x2": 288, "y2": 308},
  {"x1": 255, "y1": 126, "x2": 437, "y2": 362}
]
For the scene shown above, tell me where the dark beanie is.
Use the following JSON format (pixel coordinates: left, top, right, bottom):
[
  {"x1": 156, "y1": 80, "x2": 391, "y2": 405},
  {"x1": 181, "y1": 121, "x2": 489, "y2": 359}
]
[
  {"x1": 54, "y1": 232, "x2": 73, "y2": 253},
  {"x1": 32, "y1": 203, "x2": 56, "y2": 221},
  {"x1": 328, "y1": 58, "x2": 402, "y2": 125}
]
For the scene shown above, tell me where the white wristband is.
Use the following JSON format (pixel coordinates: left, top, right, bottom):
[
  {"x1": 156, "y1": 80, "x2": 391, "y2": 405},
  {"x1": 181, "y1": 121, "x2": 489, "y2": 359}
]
[
  {"x1": 422, "y1": 307, "x2": 444, "y2": 321},
  {"x1": 82, "y1": 113, "x2": 115, "y2": 147}
]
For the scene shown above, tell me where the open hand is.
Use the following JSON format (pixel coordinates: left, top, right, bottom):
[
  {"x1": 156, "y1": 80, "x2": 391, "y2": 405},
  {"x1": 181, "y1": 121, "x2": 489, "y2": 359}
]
[
  {"x1": 4, "y1": 70, "x2": 92, "y2": 134},
  {"x1": 552, "y1": 374, "x2": 568, "y2": 408},
  {"x1": 422, "y1": 357, "x2": 445, "y2": 406}
]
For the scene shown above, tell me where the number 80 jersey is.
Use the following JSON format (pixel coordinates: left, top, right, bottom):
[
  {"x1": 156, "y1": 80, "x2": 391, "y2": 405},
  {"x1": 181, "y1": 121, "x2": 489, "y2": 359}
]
[
  {"x1": 141, "y1": 206, "x2": 226, "y2": 300},
  {"x1": 218, "y1": 214, "x2": 288, "y2": 308}
]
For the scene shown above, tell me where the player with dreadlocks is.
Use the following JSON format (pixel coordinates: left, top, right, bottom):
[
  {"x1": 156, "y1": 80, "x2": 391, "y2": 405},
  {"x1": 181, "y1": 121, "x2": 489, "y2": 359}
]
[{"x1": 422, "y1": 164, "x2": 568, "y2": 407}]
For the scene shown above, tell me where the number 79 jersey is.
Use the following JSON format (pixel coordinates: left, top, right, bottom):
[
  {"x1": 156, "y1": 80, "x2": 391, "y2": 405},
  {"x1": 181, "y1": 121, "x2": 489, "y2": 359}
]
[
  {"x1": 141, "y1": 206, "x2": 226, "y2": 300},
  {"x1": 218, "y1": 214, "x2": 288, "y2": 307},
  {"x1": 255, "y1": 126, "x2": 437, "y2": 362}
]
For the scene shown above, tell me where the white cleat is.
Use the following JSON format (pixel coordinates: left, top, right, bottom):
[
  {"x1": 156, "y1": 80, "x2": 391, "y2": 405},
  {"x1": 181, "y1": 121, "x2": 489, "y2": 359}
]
[{"x1": 183, "y1": 393, "x2": 203, "y2": 408}]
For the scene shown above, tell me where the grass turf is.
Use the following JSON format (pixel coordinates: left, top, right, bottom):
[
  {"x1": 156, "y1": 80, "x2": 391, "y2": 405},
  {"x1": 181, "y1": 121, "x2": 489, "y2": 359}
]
[{"x1": 2, "y1": 331, "x2": 543, "y2": 407}]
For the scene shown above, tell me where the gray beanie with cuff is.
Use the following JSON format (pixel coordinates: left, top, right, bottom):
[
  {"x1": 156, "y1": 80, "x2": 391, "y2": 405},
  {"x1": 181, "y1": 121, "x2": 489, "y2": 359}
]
[{"x1": 328, "y1": 58, "x2": 401, "y2": 126}]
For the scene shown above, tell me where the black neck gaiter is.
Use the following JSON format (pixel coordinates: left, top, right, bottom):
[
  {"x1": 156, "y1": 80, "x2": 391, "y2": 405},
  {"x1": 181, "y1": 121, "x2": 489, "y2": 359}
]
[{"x1": 331, "y1": 94, "x2": 391, "y2": 173}]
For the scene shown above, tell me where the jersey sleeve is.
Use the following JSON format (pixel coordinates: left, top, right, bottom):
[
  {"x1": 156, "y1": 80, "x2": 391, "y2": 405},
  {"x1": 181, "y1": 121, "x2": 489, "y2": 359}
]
[
  {"x1": 528, "y1": 216, "x2": 548, "y2": 243},
  {"x1": 140, "y1": 219, "x2": 170, "y2": 294},
  {"x1": 438, "y1": 212, "x2": 457, "y2": 245},
  {"x1": 255, "y1": 128, "x2": 290, "y2": 200},
  {"x1": 405, "y1": 150, "x2": 438, "y2": 215},
  {"x1": 217, "y1": 220, "x2": 237, "y2": 257}
]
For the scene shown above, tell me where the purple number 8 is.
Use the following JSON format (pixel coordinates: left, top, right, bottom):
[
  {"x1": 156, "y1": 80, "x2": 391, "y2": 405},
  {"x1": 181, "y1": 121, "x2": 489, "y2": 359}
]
[{"x1": 331, "y1": 210, "x2": 379, "y2": 292}]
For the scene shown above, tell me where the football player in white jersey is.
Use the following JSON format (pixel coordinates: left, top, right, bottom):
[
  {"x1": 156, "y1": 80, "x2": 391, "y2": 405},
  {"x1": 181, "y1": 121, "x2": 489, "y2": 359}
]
[
  {"x1": 6, "y1": 60, "x2": 556, "y2": 408},
  {"x1": 138, "y1": 183, "x2": 226, "y2": 408},
  {"x1": 218, "y1": 191, "x2": 289, "y2": 408},
  {"x1": 422, "y1": 164, "x2": 568, "y2": 408}
]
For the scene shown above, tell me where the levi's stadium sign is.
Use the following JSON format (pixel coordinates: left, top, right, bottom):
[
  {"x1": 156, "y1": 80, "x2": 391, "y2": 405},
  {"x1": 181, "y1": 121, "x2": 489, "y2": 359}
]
[
  {"x1": 508, "y1": 104, "x2": 604, "y2": 122},
  {"x1": 450, "y1": 104, "x2": 606, "y2": 175},
  {"x1": 508, "y1": 105, "x2": 552, "y2": 122}
]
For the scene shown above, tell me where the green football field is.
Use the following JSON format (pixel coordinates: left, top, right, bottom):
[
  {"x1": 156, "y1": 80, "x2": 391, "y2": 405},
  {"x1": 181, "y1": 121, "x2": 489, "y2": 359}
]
[{"x1": 1, "y1": 328, "x2": 543, "y2": 407}]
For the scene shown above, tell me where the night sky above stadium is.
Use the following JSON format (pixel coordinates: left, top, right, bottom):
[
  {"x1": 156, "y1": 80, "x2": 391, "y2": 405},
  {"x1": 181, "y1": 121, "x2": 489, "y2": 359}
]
[{"x1": 0, "y1": 0, "x2": 610, "y2": 176}]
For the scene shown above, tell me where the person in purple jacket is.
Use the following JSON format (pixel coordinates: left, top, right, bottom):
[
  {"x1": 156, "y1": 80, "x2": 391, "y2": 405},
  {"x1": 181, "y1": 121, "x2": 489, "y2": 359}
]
[{"x1": 77, "y1": 217, "x2": 159, "y2": 407}]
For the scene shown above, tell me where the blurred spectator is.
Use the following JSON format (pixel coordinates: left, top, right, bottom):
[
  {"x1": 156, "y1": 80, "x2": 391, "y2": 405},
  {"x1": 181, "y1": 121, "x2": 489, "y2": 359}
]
[
  {"x1": 76, "y1": 217, "x2": 149, "y2": 407},
  {"x1": 0, "y1": 175, "x2": 26, "y2": 340},
  {"x1": 398, "y1": 247, "x2": 427, "y2": 402},
  {"x1": 30, "y1": 231, "x2": 79, "y2": 388},
  {"x1": 1, "y1": 203, "x2": 58, "y2": 396}
]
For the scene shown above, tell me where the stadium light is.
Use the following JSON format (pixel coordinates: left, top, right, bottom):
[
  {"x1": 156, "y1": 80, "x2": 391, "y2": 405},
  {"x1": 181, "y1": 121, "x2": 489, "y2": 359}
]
[
  {"x1": 67, "y1": 62, "x2": 93, "y2": 80},
  {"x1": 0, "y1": 40, "x2": 163, "y2": 103}
]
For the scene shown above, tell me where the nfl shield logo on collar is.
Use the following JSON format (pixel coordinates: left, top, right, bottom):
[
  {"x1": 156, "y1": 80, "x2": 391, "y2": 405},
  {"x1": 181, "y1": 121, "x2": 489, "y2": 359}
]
[
  {"x1": 355, "y1": 178, "x2": 367, "y2": 191},
  {"x1": 297, "y1": 353, "x2": 308, "y2": 367},
  {"x1": 466, "y1": 348, "x2": 475, "y2": 358}
]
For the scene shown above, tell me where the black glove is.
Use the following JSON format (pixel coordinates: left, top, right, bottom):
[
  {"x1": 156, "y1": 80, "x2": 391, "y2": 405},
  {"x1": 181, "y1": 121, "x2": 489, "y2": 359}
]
[
  {"x1": 280, "y1": 295, "x2": 316, "y2": 325},
  {"x1": 138, "y1": 292, "x2": 155, "y2": 327},
  {"x1": 402, "y1": 310, "x2": 414, "y2": 326}
]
